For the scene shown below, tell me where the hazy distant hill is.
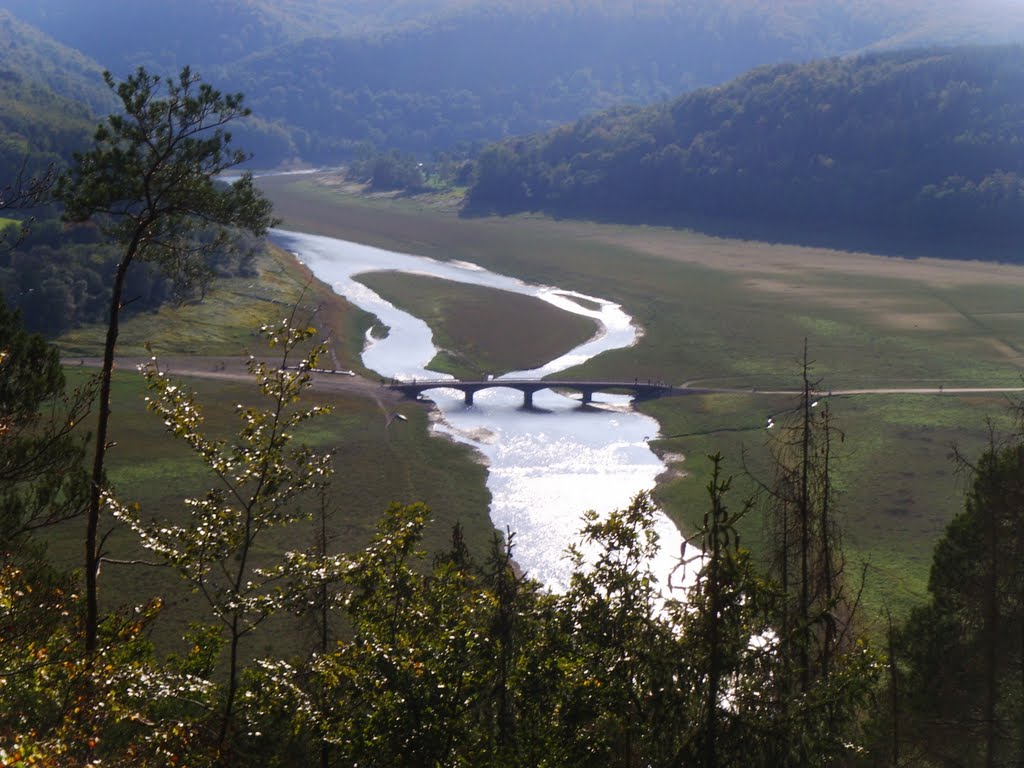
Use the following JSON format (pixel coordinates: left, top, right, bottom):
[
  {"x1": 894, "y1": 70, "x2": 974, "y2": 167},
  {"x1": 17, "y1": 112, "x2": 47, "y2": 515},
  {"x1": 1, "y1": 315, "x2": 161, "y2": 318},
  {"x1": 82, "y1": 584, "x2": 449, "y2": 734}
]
[
  {"x1": 465, "y1": 45, "x2": 1024, "y2": 258},
  {"x1": 0, "y1": 66, "x2": 93, "y2": 184},
  {"x1": 0, "y1": 0, "x2": 460, "y2": 73},
  {"x1": 0, "y1": 0, "x2": 284, "y2": 74},
  {"x1": 3, "y1": 1, "x2": 1024, "y2": 167},
  {"x1": 0, "y1": 11, "x2": 112, "y2": 115},
  {"x1": 214, "y1": 1, "x2": 1024, "y2": 164}
]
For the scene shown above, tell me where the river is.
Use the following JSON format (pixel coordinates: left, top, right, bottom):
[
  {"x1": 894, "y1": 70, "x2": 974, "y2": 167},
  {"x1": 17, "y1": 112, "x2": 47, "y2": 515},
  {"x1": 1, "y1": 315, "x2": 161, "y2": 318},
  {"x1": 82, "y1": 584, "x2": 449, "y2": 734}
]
[{"x1": 271, "y1": 229, "x2": 689, "y2": 592}]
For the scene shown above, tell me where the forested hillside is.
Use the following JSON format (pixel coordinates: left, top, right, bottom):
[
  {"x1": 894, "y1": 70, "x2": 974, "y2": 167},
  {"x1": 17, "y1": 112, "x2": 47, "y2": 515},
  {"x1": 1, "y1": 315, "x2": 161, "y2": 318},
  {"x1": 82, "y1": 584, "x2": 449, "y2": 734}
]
[
  {"x1": 201, "y1": 1, "x2": 1024, "y2": 163},
  {"x1": 4, "y1": 1, "x2": 1024, "y2": 165},
  {"x1": 0, "y1": 0, "x2": 460, "y2": 72},
  {"x1": 0, "y1": 11, "x2": 112, "y2": 115},
  {"x1": 466, "y1": 45, "x2": 1024, "y2": 256},
  {"x1": 0, "y1": 64, "x2": 259, "y2": 338},
  {"x1": 0, "y1": 69, "x2": 92, "y2": 186}
]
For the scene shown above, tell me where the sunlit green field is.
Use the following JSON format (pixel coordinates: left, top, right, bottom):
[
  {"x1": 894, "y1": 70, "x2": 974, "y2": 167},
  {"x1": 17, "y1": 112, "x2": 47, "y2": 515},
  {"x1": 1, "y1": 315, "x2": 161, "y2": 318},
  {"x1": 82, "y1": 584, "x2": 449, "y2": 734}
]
[{"x1": 257, "y1": 173, "x2": 1024, "y2": 622}]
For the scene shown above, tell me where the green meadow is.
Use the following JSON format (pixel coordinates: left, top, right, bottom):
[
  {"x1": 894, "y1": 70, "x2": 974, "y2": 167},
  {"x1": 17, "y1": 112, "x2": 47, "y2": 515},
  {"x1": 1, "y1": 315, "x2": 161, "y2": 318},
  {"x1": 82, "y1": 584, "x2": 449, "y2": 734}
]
[{"x1": 257, "y1": 173, "x2": 1024, "y2": 621}]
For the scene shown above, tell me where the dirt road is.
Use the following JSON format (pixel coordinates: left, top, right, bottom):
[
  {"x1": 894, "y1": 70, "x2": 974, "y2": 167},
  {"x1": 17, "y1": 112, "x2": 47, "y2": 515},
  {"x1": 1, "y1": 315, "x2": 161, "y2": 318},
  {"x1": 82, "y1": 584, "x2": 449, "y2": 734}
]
[{"x1": 72, "y1": 355, "x2": 407, "y2": 423}]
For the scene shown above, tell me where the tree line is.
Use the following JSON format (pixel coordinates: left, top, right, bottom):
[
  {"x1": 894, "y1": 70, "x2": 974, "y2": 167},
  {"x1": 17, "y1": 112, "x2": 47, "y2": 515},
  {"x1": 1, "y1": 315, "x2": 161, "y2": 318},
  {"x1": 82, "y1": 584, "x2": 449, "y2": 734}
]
[
  {"x1": 0, "y1": 215, "x2": 262, "y2": 337},
  {"x1": 464, "y1": 45, "x2": 1024, "y2": 258}
]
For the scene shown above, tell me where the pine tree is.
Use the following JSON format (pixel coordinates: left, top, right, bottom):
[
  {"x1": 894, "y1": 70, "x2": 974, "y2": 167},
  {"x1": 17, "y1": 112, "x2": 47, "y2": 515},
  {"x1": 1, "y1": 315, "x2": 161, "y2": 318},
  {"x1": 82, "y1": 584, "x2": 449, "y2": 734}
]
[{"x1": 56, "y1": 66, "x2": 275, "y2": 653}]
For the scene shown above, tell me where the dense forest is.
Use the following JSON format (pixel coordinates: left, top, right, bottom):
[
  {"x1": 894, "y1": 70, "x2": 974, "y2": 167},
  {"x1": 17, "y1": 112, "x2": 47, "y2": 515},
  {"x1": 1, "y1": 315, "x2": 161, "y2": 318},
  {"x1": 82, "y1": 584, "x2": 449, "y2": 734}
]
[
  {"x1": 0, "y1": 11, "x2": 114, "y2": 116},
  {"x1": 466, "y1": 45, "x2": 1024, "y2": 256},
  {"x1": 0, "y1": 69, "x2": 92, "y2": 186},
  {"x1": 215, "y1": 9, "x2": 880, "y2": 160},
  {"x1": 4, "y1": 1, "x2": 1024, "y2": 165}
]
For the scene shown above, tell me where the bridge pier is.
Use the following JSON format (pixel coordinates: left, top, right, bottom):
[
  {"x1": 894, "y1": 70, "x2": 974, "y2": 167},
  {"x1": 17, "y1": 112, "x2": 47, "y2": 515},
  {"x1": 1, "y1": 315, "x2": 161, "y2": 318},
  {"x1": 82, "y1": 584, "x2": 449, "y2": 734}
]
[
  {"x1": 523, "y1": 390, "x2": 534, "y2": 407},
  {"x1": 581, "y1": 390, "x2": 593, "y2": 404},
  {"x1": 465, "y1": 390, "x2": 474, "y2": 405}
]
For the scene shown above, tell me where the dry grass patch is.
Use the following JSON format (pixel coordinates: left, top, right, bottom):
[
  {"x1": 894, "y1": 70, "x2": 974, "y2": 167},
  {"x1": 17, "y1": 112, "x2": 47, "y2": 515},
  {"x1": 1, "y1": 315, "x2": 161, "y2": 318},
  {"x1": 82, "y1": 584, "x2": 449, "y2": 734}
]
[{"x1": 877, "y1": 312, "x2": 967, "y2": 331}]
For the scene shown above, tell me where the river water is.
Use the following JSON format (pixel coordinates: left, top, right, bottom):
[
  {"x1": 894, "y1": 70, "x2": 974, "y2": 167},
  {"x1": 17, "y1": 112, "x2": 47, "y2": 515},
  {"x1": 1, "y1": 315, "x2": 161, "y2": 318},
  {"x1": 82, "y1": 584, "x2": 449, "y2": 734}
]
[{"x1": 271, "y1": 229, "x2": 689, "y2": 592}]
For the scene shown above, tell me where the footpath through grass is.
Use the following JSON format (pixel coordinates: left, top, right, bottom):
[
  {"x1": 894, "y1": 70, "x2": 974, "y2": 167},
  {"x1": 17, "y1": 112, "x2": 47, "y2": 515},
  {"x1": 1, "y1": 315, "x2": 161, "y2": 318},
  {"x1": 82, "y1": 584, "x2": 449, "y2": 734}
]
[{"x1": 257, "y1": 172, "x2": 1024, "y2": 622}]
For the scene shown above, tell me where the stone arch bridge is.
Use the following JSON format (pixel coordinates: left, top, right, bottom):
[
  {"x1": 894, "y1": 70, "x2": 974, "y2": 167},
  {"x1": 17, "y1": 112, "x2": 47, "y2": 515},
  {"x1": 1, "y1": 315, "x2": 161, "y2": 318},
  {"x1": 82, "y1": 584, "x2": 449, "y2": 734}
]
[{"x1": 386, "y1": 378, "x2": 702, "y2": 407}]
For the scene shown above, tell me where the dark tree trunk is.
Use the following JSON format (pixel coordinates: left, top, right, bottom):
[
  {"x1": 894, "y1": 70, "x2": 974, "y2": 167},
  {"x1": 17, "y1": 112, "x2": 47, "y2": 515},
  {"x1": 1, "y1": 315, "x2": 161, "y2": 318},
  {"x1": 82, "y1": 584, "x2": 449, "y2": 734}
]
[{"x1": 86, "y1": 246, "x2": 136, "y2": 654}]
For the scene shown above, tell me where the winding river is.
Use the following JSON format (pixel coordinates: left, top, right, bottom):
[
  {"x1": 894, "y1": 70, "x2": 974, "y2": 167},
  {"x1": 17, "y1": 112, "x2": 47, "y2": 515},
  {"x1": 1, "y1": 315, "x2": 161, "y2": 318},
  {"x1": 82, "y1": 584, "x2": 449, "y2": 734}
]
[{"x1": 271, "y1": 229, "x2": 689, "y2": 592}]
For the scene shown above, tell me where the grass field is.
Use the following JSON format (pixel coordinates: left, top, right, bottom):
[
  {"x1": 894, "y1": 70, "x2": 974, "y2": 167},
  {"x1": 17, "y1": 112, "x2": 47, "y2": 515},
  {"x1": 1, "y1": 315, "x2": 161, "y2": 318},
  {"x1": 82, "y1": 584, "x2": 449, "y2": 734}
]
[
  {"x1": 257, "y1": 172, "x2": 1024, "y2": 623},
  {"x1": 355, "y1": 270, "x2": 599, "y2": 378}
]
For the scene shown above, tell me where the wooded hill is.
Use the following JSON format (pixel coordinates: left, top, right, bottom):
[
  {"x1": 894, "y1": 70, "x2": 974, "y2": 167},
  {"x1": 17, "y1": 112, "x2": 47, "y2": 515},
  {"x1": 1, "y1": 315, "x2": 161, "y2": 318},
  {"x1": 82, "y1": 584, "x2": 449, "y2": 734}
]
[
  {"x1": 465, "y1": 45, "x2": 1024, "y2": 257},
  {"x1": 3, "y1": 1, "x2": 1024, "y2": 165},
  {"x1": 0, "y1": 11, "x2": 113, "y2": 115},
  {"x1": 0, "y1": 67, "x2": 93, "y2": 189}
]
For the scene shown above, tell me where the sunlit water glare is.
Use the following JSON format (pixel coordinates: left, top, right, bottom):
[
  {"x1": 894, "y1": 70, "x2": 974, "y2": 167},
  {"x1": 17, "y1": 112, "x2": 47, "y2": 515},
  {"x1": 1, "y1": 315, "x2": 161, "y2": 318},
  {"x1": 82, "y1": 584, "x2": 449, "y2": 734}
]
[{"x1": 271, "y1": 230, "x2": 689, "y2": 592}]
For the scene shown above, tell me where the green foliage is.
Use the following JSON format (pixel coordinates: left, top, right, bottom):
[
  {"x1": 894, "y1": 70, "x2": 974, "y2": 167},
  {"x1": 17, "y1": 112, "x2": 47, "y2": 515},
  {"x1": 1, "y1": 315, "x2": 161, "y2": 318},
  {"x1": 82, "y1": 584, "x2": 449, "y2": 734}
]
[
  {"x1": 238, "y1": 471, "x2": 877, "y2": 767},
  {"x1": 56, "y1": 63, "x2": 277, "y2": 655},
  {"x1": 0, "y1": 308, "x2": 218, "y2": 768},
  {"x1": 57, "y1": 66, "x2": 275, "y2": 273},
  {"x1": 466, "y1": 45, "x2": 1024, "y2": 256},
  {"x1": 0, "y1": 311, "x2": 883, "y2": 765},
  {"x1": 0, "y1": 67, "x2": 91, "y2": 192},
  {"x1": 0, "y1": 217, "x2": 263, "y2": 338},
  {"x1": 0, "y1": 10, "x2": 113, "y2": 115},
  {"x1": 6, "y1": 0, "x2": 1024, "y2": 167},
  {"x1": 897, "y1": 428, "x2": 1024, "y2": 766},
  {"x1": 0, "y1": 298, "x2": 90, "y2": 546},
  {"x1": 346, "y1": 148, "x2": 426, "y2": 192},
  {"x1": 203, "y1": 2, "x2": 1024, "y2": 164},
  {"x1": 112, "y1": 318, "x2": 333, "y2": 752}
]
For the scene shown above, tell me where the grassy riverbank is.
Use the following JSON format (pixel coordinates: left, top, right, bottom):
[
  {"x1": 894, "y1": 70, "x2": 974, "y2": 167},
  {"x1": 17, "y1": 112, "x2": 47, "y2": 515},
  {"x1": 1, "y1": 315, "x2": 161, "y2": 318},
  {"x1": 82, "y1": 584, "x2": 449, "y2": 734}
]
[
  {"x1": 259, "y1": 172, "x2": 1024, "y2": 621},
  {"x1": 58, "y1": 244, "x2": 376, "y2": 369}
]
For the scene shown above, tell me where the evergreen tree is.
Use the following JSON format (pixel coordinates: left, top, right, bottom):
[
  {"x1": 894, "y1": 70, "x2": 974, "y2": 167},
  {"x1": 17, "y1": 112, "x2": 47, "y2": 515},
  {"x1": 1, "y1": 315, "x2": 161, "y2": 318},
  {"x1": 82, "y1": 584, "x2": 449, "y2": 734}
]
[
  {"x1": 900, "y1": 432, "x2": 1024, "y2": 766},
  {"x1": 55, "y1": 66, "x2": 276, "y2": 653},
  {"x1": 754, "y1": 350, "x2": 874, "y2": 765},
  {"x1": 0, "y1": 298, "x2": 90, "y2": 547}
]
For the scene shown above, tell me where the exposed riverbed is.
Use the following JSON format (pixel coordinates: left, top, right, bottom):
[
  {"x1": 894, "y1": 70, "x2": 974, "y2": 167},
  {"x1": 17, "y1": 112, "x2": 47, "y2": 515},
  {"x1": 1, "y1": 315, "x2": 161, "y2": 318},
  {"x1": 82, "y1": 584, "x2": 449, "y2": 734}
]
[{"x1": 271, "y1": 229, "x2": 689, "y2": 592}]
